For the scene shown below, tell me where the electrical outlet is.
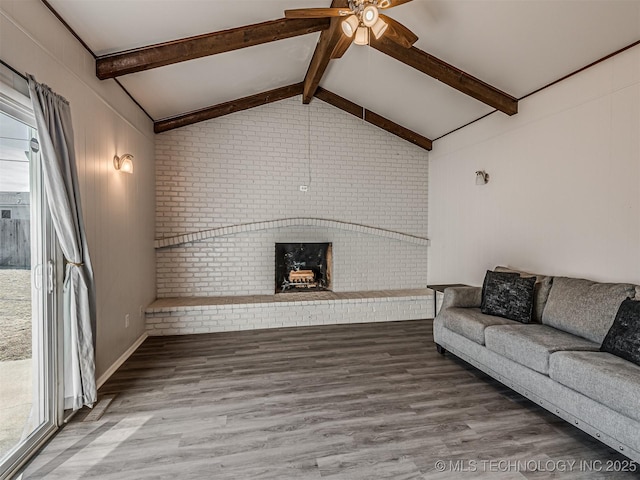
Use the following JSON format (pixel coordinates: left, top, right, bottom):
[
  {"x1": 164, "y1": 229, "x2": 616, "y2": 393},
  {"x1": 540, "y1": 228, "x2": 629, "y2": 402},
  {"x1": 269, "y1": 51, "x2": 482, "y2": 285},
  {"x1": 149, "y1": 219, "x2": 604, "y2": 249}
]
[
  {"x1": 299, "y1": 185, "x2": 308, "y2": 192},
  {"x1": 125, "y1": 314, "x2": 130, "y2": 328}
]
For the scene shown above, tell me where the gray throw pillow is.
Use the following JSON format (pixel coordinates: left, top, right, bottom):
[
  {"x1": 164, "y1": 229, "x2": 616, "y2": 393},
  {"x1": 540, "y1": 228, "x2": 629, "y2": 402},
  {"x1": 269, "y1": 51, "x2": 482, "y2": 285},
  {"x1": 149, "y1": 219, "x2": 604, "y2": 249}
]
[
  {"x1": 600, "y1": 298, "x2": 640, "y2": 367},
  {"x1": 481, "y1": 270, "x2": 536, "y2": 323}
]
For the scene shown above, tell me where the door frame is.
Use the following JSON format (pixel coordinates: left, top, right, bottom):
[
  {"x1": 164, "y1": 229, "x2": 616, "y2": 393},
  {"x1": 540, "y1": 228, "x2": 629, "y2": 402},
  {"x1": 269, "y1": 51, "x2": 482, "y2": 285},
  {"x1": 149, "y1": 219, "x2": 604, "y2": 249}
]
[{"x1": 0, "y1": 72, "x2": 62, "y2": 480}]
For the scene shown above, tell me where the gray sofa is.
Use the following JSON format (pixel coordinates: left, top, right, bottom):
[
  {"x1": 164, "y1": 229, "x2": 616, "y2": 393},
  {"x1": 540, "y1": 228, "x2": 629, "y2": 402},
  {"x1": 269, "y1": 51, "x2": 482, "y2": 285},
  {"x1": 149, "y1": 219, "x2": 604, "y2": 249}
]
[{"x1": 433, "y1": 268, "x2": 640, "y2": 463}]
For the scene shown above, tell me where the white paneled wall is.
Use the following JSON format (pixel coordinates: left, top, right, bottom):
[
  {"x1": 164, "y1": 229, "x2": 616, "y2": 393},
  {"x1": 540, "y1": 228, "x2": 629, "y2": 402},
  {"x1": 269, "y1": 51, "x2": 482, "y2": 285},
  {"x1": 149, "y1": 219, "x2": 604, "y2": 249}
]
[
  {"x1": 155, "y1": 97, "x2": 429, "y2": 298},
  {"x1": 0, "y1": 1, "x2": 156, "y2": 378},
  {"x1": 428, "y1": 44, "x2": 640, "y2": 286}
]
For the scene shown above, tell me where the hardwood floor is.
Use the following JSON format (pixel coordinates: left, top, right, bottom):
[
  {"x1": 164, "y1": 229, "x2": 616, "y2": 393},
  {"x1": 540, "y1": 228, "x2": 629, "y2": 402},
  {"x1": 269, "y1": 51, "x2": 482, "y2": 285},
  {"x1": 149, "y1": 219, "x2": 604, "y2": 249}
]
[{"x1": 21, "y1": 320, "x2": 637, "y2": 479}]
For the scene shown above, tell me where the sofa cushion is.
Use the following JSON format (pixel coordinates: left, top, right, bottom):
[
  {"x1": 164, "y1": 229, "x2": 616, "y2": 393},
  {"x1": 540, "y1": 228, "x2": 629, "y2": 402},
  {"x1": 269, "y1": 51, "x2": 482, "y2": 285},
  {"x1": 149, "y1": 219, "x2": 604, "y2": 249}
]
[
  {"x1": 481, "y1": 270, "x2": 536, "y2": 323},
  {"x1": 600, "y1": 298, "x2": 640, "y2": 366},
  {"x1": 541, "y1": 277, "x2": 636, "y2": 344},
  {"x1": 441, "y1": 307, "x2": 519, "y2": 346},
  {"x1": 549, "y1": 351, "x2": 640, "y2": 423},
  {"x1": 495, "y1": 266, "x2": 553, "y2": 323},
  {"x1": 484, "y1": 324, "x2": 599, "y2": 374},
  {"x1": 635, "y1": 285, "x2": 640, "y2": 299}
]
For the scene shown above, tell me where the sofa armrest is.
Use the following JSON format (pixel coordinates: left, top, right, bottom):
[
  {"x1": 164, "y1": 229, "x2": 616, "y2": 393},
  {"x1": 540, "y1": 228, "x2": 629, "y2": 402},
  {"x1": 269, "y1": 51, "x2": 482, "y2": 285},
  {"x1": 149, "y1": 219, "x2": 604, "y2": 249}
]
[{"x1": 440, "y1": 286, "x2": 482, "y2": 310}]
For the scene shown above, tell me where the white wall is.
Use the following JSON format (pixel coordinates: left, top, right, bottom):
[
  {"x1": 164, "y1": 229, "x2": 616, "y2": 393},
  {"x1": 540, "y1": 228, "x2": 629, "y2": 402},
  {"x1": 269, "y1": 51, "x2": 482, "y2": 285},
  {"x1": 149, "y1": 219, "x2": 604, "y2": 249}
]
[
  {"x1": 0, "y1": 0, "x2": 156, "y2": 378},
  {"x1": 428, "y1": 44, "x2": 640, "y2": 286},
  {"x1": 156, "y1": 97, "x2": 429, "y2": 297}
]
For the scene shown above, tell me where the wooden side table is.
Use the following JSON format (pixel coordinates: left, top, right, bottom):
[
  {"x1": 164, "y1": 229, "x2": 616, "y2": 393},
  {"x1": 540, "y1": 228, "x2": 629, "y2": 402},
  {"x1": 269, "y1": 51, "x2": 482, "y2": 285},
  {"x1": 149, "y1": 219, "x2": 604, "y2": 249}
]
[{"x1": 427, "y1": 284, "x2": 470, "y2": 318}]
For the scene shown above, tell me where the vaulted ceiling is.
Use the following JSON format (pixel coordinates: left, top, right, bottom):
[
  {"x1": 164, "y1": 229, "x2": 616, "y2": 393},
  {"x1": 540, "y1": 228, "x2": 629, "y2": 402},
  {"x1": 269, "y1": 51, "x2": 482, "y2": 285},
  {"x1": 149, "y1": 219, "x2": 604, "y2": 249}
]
[{"x1": 47, "y1": 0, "x2": 640, "y2": 150}]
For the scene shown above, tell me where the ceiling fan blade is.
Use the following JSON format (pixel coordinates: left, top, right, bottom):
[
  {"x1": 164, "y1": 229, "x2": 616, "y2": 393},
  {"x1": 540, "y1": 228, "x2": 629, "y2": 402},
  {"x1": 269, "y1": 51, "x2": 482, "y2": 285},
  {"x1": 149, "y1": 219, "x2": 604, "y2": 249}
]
[
  {"x1": 379, "y1": 14, "x2": 418, "y2": 48},
  {"x1": 284, "y1": 8, "x2": 352, "y2": 18},
  {"x1": 378, "y1": 0, "x2": 413, "y2": 9}
]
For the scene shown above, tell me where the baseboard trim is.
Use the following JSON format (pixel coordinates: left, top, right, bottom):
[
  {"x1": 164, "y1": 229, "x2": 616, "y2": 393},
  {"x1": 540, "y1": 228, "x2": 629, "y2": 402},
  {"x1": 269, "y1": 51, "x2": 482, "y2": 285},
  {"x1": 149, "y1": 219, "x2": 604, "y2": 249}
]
[{"x1": 96, "y1": 332, "x2": 148, "y2": 389}]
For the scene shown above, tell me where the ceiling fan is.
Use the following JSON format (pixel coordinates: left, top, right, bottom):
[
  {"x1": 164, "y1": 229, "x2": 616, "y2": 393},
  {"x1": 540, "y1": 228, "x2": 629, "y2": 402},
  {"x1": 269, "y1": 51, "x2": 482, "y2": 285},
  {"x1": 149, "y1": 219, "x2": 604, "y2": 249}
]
[{"x1": 285, "y1": 0, "x2": 418, "y2": 48}]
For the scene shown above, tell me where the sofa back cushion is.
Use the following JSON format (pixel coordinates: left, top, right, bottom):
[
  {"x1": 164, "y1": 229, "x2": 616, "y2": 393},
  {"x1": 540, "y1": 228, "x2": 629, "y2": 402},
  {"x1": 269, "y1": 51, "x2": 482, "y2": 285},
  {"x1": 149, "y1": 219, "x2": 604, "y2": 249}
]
[
  {"x1": 542, "y1": 277, "x2": 636, "y2": 344},
  {"x1": 494, "y1": 266, "x2": 553, "y2": 323}
]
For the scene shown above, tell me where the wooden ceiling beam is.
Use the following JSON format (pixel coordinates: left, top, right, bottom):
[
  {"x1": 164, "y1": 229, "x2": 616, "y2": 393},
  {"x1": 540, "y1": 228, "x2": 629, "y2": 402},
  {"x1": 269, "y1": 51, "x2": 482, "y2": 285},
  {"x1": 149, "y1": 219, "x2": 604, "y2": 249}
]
[
  {"x1": 364, "y1": 110, "x2": 432, "y2": 151},
  {"x1": 314, "y1": 87, "x2": 432, "y2": 151},
  {"x1": 330, "y1": 34, "x2": 353, "y2": 59},
  {"x1": 370, "y1": 36, "x2": 518, "y2": 116},
  {"x1": 96, "y1": 18, "x2": 330, "y2": 79},
  {"x1": 153, "y1": 83, "x2": 432, "y2": 150},
  {"x1": 154, "y1": 83, "x2": 304, "y2": 133},
  {"x1": 302, "y1": 0, "x2": 350, "y2": 104}
]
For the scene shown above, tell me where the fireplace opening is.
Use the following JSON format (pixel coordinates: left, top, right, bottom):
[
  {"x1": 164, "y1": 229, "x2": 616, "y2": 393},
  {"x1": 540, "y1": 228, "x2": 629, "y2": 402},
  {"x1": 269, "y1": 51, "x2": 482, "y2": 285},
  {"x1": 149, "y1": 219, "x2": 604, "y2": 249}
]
[{"x1": 275, "y1": 243, "x2": 332, "y2": 293}]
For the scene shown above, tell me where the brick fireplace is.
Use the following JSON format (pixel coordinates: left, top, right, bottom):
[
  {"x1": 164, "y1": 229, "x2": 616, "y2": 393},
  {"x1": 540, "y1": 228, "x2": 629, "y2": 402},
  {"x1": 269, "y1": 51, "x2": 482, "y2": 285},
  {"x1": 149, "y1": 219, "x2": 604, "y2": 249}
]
[{"x1": 150, "y1": 97, "x2": 431, "y2": 334}]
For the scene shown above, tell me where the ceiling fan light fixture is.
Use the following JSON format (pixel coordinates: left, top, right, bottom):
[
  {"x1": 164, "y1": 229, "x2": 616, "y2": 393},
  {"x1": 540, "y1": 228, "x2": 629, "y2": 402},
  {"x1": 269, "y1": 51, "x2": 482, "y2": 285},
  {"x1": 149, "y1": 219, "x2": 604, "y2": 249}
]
[
  {"x1": 354, "y1": 26, "x2": 370, "y2": 45},
  {"x1": 371, "y1": 17, "x2": 388, "y2": 39},
  {"x1": 341, "y1": 14, "x2": 359, "y2": 37},
  {"x1": 362, "y1": 5, "x2": 379, "y2": 27}
]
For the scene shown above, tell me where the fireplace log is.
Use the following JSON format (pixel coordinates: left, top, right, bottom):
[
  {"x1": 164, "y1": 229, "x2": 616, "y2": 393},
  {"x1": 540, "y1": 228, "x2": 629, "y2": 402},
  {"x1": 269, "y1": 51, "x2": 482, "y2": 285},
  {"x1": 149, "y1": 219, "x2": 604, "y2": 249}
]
[{"x1": 289, "y1": 270, "x2": 315, "y2": 283}]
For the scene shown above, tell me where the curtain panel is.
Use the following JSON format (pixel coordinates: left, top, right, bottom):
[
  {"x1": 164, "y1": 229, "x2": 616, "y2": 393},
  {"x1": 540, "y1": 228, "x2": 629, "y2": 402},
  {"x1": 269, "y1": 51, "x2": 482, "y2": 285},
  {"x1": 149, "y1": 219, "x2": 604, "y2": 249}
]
[{"x1": 27, "y1": 75, "x2": 97, "y2": 411}]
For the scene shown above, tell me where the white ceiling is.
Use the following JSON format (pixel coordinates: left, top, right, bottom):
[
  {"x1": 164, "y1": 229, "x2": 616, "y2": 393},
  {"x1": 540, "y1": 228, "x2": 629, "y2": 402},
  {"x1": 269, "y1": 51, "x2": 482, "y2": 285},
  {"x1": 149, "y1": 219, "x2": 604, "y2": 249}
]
[
  {"x1": 119, "y1": 36, "x2": 321, "y2": 119},
  {"x1": 48, "y1": 0, "x2": 640, "y2": 140}
]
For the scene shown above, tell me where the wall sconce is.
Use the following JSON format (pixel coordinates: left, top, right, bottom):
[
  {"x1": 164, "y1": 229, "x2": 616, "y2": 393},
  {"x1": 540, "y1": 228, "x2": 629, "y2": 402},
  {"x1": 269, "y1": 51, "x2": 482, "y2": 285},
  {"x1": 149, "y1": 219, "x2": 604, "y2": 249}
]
[
  {"x1": 475, "y1": 170, "x2": 489, "y2": 185},
  {"x1": 113, "y1": 154, "x2": 134, "y2": 174}
]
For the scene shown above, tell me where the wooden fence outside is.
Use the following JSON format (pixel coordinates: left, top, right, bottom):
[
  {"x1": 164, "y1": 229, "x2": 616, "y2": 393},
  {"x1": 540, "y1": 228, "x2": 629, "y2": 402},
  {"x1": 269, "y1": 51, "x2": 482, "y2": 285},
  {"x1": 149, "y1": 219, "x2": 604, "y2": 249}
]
[{"x1": 0, "y1": 219, "x2": 31, "y2": 269}]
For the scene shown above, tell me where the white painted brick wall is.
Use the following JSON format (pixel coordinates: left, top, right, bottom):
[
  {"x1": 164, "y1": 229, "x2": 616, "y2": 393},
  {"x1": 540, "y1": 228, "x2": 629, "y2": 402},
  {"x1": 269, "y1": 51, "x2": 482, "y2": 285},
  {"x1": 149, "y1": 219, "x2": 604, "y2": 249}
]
[
  {"x1": 155, "y1": 96, "x2": 429, "y2": 299},
  {"x1": 146, "y1": 296, "x2": 431, "y2": 336},
  {"x1": 157, "y1": 227, "x2": 428, "y2": 296}
]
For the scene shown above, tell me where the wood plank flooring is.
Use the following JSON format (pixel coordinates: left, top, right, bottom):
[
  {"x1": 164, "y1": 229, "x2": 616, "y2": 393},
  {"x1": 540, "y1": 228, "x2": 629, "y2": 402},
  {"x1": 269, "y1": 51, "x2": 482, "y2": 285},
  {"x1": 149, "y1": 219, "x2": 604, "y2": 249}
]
[{"x1": 21, "y1": 320, "x2": 638, "y2": 479}]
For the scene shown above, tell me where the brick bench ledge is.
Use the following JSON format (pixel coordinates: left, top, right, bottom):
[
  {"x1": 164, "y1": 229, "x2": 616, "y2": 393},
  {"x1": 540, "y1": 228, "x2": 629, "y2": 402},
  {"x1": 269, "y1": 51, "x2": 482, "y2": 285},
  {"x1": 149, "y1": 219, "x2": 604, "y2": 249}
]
[{"x1": 146, "y1": 288, "x2": 432, "y2": 314}]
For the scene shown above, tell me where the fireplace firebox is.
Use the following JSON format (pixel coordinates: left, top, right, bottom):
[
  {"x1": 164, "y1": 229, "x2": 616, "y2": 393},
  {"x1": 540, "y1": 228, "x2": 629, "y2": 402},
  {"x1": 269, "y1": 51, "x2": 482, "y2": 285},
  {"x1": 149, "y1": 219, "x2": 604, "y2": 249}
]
[{"x1": 275, "y1": 243, "x2": 332, "y2": 293}]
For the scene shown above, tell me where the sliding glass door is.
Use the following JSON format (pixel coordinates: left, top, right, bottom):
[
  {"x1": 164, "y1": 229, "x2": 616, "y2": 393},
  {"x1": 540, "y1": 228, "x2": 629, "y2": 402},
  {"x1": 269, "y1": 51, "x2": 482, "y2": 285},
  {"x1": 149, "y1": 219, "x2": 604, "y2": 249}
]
[{"x1": 0, "y1": 81, "x2": 58, "y2": 479}]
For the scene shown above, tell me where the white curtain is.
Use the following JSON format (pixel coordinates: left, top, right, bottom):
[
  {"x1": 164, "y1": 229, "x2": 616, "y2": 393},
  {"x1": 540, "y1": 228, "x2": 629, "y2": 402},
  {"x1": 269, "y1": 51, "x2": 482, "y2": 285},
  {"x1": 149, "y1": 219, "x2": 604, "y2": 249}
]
[{"x1": 27, "y1": 75, "x2": 97, "y2": 410}]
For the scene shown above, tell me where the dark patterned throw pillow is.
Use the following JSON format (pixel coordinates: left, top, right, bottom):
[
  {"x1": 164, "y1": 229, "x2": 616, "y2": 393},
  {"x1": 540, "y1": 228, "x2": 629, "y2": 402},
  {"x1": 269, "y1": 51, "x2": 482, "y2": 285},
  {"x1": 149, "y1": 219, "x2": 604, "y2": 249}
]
[
  {"x1": 481, "y1": 270, "x2": 536, "y2": 323},
  {"x1": 600, "y1": 298, "x2": 640, "y2": 367}
]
